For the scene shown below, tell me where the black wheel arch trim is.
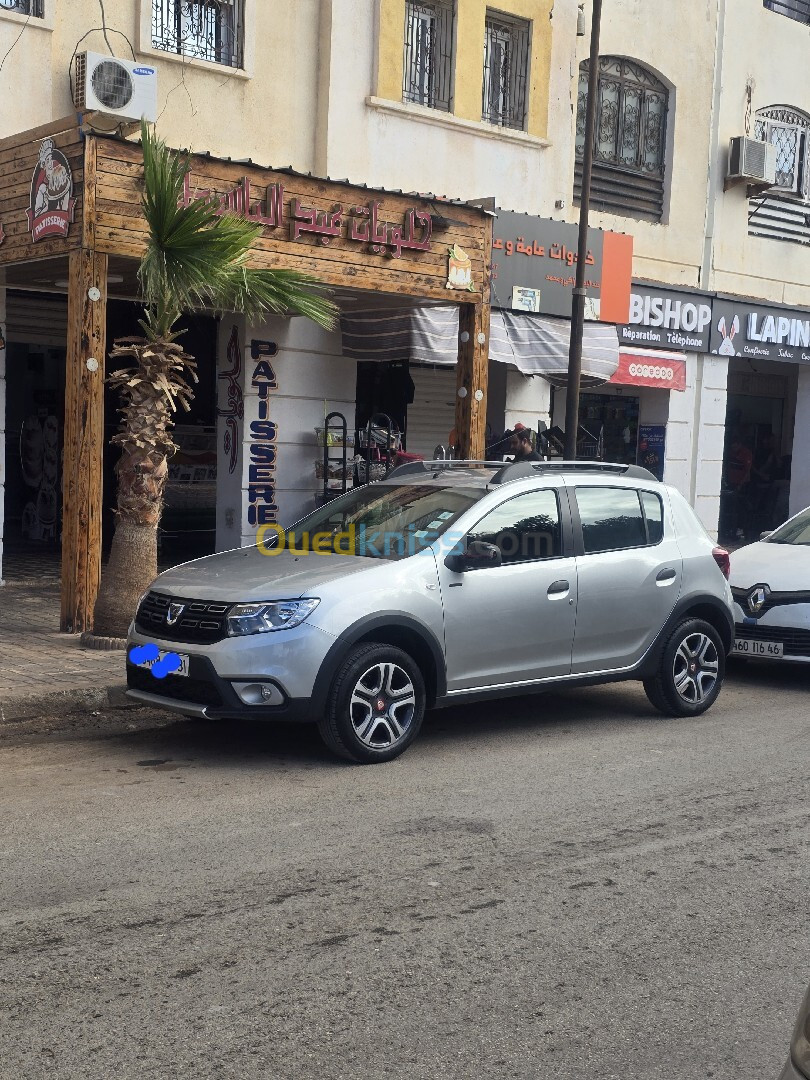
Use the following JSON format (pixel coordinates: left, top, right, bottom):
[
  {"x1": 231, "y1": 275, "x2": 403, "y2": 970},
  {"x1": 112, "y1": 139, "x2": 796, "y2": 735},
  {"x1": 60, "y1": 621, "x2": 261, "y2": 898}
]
[
  {"x1": 635, "y1": 592, "x2": 734, "y2": 678},
  {"x1": 310, "y1": 613, "x2": 446, "y2": 712}
]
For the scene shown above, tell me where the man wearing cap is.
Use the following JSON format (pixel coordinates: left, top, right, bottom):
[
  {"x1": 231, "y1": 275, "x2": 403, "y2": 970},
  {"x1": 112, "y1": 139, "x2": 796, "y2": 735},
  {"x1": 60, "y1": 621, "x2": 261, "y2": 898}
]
[{"x1": 509, "y1": 424, "x2": 542, "y2": 463}]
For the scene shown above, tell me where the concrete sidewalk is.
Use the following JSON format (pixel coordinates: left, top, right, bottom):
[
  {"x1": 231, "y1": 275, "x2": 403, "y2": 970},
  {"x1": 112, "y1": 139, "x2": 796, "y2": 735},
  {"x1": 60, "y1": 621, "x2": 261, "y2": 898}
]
[{"x1": 0, "y1": 579, "x2": 131, "y2": 722}]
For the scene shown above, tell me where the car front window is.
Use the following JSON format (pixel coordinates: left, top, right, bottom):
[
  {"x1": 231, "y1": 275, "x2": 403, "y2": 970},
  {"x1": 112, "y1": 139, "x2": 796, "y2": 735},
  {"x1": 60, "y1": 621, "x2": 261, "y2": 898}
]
[
  {"x1": 279, "y1": 484, "x2": 483, "y2": 560},
  {"x1": 766, "y1": 507, "x2": 810, "y2": 545}
]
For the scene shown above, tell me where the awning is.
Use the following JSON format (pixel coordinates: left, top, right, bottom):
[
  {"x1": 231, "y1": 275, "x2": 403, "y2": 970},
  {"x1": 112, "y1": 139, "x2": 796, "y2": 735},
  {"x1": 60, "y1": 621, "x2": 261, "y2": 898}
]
[
  {"x1": 341, "y1": 305, "x2": 459, "y2": 366},
  {"x1": 341, "y1": 305, "x2": 620, "y2": 384},
  {"x1": 489, "y1": 311, "x2": 619, "y2": 386}
]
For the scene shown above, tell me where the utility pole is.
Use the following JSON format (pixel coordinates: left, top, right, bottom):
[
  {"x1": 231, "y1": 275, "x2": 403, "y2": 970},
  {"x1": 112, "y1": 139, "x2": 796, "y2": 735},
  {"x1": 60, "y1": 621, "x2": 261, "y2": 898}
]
[{"x1": 564, "y1": 0, "x2": 604, "y2": 460}]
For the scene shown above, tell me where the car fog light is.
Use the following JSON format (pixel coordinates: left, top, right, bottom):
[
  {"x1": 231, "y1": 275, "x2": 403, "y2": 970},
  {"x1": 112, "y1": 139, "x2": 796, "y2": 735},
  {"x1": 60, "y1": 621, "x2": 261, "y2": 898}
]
[{"x1": 232, "y1": 682, "x2": 284, "y2": 706}]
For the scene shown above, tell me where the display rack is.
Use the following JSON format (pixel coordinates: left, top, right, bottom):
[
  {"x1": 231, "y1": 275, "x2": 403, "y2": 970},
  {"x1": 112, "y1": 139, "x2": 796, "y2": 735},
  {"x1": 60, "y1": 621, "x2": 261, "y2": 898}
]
[{"x1": 315, "y1": 411, "x2": 352, "y2": 504}]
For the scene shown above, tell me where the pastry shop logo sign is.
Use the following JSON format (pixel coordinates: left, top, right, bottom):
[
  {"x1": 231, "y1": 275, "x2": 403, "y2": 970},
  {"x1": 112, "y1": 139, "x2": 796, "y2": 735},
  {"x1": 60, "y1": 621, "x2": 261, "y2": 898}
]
[
  {"x1": 27, "y1": 139, "x2": 76, "y2": 243},
  {"x1": 446, "y1": 244, "x2": 474, "y2": 291}
]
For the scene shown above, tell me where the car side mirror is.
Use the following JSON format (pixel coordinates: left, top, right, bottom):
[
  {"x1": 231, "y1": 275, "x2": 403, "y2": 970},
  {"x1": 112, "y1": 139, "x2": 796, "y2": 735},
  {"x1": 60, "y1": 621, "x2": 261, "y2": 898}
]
[{"x1": 445, "y1": 540, "x2": 503, "y2": 572}]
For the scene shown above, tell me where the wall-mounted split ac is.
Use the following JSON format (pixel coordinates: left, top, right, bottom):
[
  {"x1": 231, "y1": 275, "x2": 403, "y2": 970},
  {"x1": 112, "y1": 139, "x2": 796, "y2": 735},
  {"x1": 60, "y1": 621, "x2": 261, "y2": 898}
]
[
  {"x1": 73, "y1": 51, "x2": 158, "y2": 125},
  {"x1": 727, "y1": 136, "x2": 778, "y2": 187}
]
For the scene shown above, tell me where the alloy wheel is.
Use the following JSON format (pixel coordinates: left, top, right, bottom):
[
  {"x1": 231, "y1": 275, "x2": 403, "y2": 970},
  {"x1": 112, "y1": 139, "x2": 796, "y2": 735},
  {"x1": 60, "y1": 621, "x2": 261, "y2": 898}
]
[
  {"x1": 672, "y1": 632, "x2": 719, "y2": 704},
  {"x1": 349, "y1": 662, "x2": 417, "y2": 749}
]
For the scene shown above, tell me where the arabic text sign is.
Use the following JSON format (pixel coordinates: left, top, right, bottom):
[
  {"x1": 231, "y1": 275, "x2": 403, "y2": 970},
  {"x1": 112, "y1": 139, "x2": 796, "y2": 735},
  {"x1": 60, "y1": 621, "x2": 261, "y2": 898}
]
[{"x1": 180, "y1": 174, "x2": 433, "y2": 261}]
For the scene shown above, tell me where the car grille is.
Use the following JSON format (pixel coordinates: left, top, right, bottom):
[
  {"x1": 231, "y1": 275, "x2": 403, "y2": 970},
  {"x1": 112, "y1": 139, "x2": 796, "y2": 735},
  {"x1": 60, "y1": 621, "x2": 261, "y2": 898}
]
[
  {"x1": 135, "y1": 592, "x2": 231, "y2": 644},
  {"x1": 731, "y1": 587, "x2": 810, "y2": 615},
  {"x1": 734, "y1": 622, "x2": 810, "y2": 658},
  {"x1": 126, "y1": 663, "x2": 224, "y2": 707}
]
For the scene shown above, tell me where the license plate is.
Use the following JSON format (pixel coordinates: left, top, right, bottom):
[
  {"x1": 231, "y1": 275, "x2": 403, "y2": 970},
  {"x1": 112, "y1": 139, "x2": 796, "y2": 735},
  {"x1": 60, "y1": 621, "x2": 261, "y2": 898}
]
[
  {"x1": 135, "y1": 649, "x2": 190, "y2": 677},
  {"x1": 733, "y1": 639, "x2": 783, "y2": 657}
]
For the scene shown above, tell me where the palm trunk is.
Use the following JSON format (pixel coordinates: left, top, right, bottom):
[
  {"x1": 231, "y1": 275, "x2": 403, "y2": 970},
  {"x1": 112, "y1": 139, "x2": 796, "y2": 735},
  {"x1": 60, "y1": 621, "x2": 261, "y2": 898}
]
[{"x1": 90, "y1": 337, "x2": 196, "y2": 641}]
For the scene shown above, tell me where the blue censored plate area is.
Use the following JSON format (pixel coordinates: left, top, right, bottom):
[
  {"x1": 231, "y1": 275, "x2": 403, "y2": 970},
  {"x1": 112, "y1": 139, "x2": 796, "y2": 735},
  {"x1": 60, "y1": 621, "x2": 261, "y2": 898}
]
[{"x1": 129, "y1": 644, "x2": 190, "y2": 679}]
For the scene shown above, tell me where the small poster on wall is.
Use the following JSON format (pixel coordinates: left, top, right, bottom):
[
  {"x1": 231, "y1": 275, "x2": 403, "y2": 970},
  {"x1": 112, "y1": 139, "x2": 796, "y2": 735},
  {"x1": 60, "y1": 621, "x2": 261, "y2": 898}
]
[{"x1": 638, "y1": 425, "x2": 666, "y2": 482}]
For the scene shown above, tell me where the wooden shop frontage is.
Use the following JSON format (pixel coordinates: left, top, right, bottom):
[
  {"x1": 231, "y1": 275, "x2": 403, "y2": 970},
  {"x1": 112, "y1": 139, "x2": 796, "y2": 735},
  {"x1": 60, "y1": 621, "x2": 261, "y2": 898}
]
[{"x1": 0, "y1": 116, "x2": 493, "y2": 634}]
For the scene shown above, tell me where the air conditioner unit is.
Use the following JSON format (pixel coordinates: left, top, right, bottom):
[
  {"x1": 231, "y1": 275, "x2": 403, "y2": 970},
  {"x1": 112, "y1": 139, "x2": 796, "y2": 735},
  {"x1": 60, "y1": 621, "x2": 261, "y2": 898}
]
[
  {"x1": 73, "y1": 51, "x2": 157, "y2": 124},
  {"x1": 727, "y1": 135, "x2": 778, "y2": 186}
]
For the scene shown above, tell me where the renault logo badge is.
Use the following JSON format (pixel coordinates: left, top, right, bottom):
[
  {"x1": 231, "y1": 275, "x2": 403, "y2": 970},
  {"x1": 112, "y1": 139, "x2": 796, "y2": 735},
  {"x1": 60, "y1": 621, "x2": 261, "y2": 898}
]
[
  {"x1": 166, "y1": 603, "x2": 185, "y2": 626},
  {"x1": 747, "y1": 587, "x2": 768, "y2": 614}
]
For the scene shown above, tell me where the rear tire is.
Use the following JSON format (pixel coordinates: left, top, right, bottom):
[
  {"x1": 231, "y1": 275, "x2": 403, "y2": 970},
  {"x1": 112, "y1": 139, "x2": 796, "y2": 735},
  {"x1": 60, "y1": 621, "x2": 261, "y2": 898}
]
[
  {"x1": 643, "y1": 618, "x2": 725, "y2": 717},
  {"x1": 318, "y1": 643, "x2": 426, "y2": 763}
]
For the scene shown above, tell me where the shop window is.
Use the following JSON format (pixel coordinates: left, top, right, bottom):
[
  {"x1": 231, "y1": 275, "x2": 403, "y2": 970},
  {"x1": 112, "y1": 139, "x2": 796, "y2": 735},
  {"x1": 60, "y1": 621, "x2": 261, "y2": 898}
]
[
  {"x1": 749, "y1": 106, "x2": 810, "y2": 246},
  {"x1": 575, "y1": 487, "x2": 648, "y2": 553},
  {"x1": 0, "y1": 0, "x2": 43, "y2": 13},
  {"x1": 763, "y1": 0, "x2": 809, "y2": 24},
  {"x1": 575, "y1": 57, "x2": 669, "y2": 222},
  {"x1": 402, "y1": 0, "x2": 454, "y2": 112},
  {"x1": 467, "y1": 490, "x2": 562, "y2": 564},
  {"x1": 152, "y1": 0, "x2": 244, "y2": 68},
  {"x1": 482, "y1": 10, "x2": 531, "y2": 131}
]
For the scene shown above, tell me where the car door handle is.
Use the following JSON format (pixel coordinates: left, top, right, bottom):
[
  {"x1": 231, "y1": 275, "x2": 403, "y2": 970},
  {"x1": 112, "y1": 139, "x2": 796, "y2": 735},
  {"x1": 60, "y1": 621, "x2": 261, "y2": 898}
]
[
  {"x1": 547, "y1": 579, "x2": 570, "y2": 597},
  {"x1": 656, "y1": 568, "x2": 677, "y2": 584}
]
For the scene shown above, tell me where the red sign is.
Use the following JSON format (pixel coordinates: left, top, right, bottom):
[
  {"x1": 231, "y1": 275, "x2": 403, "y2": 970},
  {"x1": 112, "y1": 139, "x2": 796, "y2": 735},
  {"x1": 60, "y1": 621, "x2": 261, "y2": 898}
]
[
  {"x1": 610, "y1": 352, "x2": 687, "y2": 391},
  {"x1": 27, "y1": 139, "x2": 76, "y2": 243}
]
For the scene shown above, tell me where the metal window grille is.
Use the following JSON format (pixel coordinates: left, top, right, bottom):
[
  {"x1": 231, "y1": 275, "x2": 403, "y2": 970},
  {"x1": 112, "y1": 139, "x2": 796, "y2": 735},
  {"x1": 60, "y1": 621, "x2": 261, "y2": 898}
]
[
  {"x1": 152, "y1": 0, "x2": 244, "y2": 68},
  {"x1": 764, "y1": 0, "x2": 810, "y2": 23},
  {"x1": 403, "y1": 1, "x2": 454, "y2": 111},
  {"x1": 482, "y1": 11, "x2": 530, "y2": 131},
  {"x1": 0, "y1": 0, "x2": 44, "y2": 15},
  {"x1": 750, "y1": 106, "x2": 810, "y2": 246},
  {"x1": 574, "y1": 57, "x2": 668, "y2": 222}
]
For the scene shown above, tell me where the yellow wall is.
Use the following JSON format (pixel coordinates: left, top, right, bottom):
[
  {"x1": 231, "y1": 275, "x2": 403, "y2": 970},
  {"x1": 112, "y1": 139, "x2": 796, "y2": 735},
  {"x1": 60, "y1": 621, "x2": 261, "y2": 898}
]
[{"x1": 376, "y1": 0, "x2": 553, "y2": 138}]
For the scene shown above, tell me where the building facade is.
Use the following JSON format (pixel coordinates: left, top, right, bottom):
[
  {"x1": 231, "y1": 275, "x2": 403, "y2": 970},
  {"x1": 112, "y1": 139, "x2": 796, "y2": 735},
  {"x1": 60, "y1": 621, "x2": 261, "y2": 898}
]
[{"x1": 1, "y1": 0, "x2": 809, "y2": 630}]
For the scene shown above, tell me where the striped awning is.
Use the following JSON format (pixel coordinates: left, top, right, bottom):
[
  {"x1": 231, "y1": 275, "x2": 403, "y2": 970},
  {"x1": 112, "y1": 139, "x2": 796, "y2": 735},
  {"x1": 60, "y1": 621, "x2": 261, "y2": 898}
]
[
  {"x1": 489, "y1": 311, "x2": 620, "y2": 387},
  {"x1": 341, "y1": 305, "x2": 620, "y2": 384}
]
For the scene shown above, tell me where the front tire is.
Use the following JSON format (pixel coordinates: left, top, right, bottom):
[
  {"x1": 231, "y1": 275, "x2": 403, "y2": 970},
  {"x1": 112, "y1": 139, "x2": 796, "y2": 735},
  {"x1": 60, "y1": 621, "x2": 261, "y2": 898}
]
[
  {"x1": 318, "y1": 643, "x2": 426, "y2": 763},
  {"x1": 643, "y1": 618, "x2": 725, "y2": 717}
]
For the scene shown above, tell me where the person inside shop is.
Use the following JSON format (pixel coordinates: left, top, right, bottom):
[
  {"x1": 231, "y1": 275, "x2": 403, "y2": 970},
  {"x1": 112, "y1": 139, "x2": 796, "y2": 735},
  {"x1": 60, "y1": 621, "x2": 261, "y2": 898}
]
[
  {"x1": 751, "y1": 432, "x2": 780, "y2": 536},
  {"x1": 509, "y1": 424, "x2": 542, "y2": 463},
  {"x1": 725, "y1": 429, "x2": 753, "y2": 540}
]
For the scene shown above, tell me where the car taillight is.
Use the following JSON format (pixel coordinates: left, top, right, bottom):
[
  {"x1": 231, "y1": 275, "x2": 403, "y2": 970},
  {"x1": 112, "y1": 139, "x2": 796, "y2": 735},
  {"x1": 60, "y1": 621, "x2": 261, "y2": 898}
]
[{"x1": 712, "y1": 546, "x2": 730, "y2": 579}]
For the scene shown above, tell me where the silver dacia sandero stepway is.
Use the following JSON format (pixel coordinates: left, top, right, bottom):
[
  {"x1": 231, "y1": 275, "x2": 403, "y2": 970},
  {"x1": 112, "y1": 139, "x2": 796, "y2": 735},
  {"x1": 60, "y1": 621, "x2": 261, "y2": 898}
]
[{"x1": 126, "y1": 460, "x2": 735, "y2": 763}]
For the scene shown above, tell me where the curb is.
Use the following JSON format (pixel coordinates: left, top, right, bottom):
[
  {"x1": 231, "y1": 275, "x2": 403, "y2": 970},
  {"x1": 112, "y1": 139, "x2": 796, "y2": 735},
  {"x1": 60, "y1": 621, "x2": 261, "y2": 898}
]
[{"x1": 0, "y1": 684, "x2": 136, "y2": 724}]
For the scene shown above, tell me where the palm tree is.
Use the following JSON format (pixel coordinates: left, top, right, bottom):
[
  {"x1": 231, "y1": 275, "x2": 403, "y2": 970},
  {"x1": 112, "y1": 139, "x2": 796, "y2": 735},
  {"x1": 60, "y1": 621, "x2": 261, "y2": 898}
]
[{"x1": 90, "y1": 122, "x2": 337, "y2": 640}]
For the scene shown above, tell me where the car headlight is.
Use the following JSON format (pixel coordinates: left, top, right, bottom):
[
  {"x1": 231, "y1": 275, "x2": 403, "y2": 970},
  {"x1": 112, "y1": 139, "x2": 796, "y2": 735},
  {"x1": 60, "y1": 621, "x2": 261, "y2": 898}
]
[
  {"x1": 790, "y1": 985, "x2": 810, "y2": 1078},
  {"x1": 226, "y1": 599, "x2": 320, "y2": 636}
]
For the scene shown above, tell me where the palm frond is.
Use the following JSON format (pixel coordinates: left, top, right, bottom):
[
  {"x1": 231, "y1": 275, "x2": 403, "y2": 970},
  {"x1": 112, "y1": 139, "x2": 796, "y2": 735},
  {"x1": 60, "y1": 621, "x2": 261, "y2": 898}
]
[{"x1": 137, "y1": 121, "x2": 339, "y2": 336}]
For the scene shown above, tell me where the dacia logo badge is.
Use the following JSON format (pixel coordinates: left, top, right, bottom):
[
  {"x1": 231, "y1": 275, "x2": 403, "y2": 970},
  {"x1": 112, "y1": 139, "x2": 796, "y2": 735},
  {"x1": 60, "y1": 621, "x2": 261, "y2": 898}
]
[
  {"x1": 166, "y1": 603, "x2": 185, "y2": 626},
  {"x1": 747, "y1": 586, "x2": 768, "y2": 614}
]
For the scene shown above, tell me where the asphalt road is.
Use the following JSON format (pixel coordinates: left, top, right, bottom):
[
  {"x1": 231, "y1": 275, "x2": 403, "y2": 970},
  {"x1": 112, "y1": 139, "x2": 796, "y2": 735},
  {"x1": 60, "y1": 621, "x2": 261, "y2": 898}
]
[{"x1": 0, "y1": 662, "x2": 808, "y2": 1080}]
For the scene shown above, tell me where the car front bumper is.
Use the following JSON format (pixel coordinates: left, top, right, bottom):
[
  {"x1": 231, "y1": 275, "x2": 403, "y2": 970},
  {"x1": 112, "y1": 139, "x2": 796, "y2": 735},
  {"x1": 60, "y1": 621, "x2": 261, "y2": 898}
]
[
  {"x1": 731, "y1": 601, "x2": 810, "y2": 664},
  {"x1": 125, "y1": 621, "x2": 336, "y2": 722}
]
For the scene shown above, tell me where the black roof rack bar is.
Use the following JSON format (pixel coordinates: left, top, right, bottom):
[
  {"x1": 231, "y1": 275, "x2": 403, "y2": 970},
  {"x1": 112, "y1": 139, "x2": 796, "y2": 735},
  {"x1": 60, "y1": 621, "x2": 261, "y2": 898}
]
[{"x1": 386, "y1": 459, "x2": 659, "y2": 484}]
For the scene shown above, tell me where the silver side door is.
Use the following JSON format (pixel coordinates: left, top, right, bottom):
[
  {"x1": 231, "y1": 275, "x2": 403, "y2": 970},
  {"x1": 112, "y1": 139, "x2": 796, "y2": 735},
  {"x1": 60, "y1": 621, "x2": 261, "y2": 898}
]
[
  {"x1": 436, "y1": 484, "x2": 578, "y2": 691},
  {"x1": 570, "y1": 485, "x2": 683, "y2": 674}
]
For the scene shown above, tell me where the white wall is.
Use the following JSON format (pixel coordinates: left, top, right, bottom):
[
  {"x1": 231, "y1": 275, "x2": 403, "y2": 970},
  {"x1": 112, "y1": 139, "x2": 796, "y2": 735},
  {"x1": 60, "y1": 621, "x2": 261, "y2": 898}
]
[{"x1": 216, "y1": 315, "x2": 356, "y2": 550}]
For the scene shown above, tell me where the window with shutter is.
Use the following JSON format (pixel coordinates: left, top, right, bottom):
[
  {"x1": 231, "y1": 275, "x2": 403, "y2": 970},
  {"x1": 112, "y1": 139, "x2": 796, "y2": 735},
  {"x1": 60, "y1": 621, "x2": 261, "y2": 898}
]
[
  {"x1": 574, "y1": 57, "x2": 669, "y2": 223},
  {"x1": 749, "y1": 106, "x2": 810, "y2": 246},
  {"x1": 763, "y1": 0, "x2": 810, "y2": 24}
]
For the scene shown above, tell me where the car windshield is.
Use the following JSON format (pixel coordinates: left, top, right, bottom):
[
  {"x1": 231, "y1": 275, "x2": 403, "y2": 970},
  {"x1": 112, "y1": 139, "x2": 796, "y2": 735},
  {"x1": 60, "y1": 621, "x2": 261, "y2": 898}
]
[
  {"x1": 278, "y1": 483, "x2": 483, "y2": 560},
  {"x1": 766, "y1": 507, "x2": 810, "y2": 546}
]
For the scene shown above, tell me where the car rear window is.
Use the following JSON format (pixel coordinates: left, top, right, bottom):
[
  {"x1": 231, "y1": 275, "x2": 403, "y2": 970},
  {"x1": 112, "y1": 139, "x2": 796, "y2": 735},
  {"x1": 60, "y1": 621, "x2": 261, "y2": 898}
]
[{"x1": 575, "y1": 487, "x2": 647, "y2": 553}]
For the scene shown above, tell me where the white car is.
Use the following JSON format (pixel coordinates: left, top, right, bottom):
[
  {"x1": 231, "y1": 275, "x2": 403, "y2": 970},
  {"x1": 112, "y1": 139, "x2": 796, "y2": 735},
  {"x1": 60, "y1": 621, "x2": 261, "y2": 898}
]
[{"x1": 729, "y1": 505, "x2": 810, "y2": 664}]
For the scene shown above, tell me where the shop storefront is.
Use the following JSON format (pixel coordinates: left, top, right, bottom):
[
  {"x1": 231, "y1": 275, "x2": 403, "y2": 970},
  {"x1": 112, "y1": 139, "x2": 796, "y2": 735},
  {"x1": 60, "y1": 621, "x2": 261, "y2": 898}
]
[
  {"x1": 0, "y1": 117, "x2": 492, "y2": 632},
  {"x1": 707, "y1": 295, "x2": 809, "y2": 543}
]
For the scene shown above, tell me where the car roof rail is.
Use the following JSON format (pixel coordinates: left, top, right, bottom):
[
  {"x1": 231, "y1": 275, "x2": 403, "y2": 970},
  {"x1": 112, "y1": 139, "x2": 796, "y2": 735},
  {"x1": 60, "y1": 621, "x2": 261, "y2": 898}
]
[
  {"x1": 385, "y1": 459, "x2": 500, "y2": 479},
  {"x1": 386, "y1": 459, "x2": 659, "y2": 484}
]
